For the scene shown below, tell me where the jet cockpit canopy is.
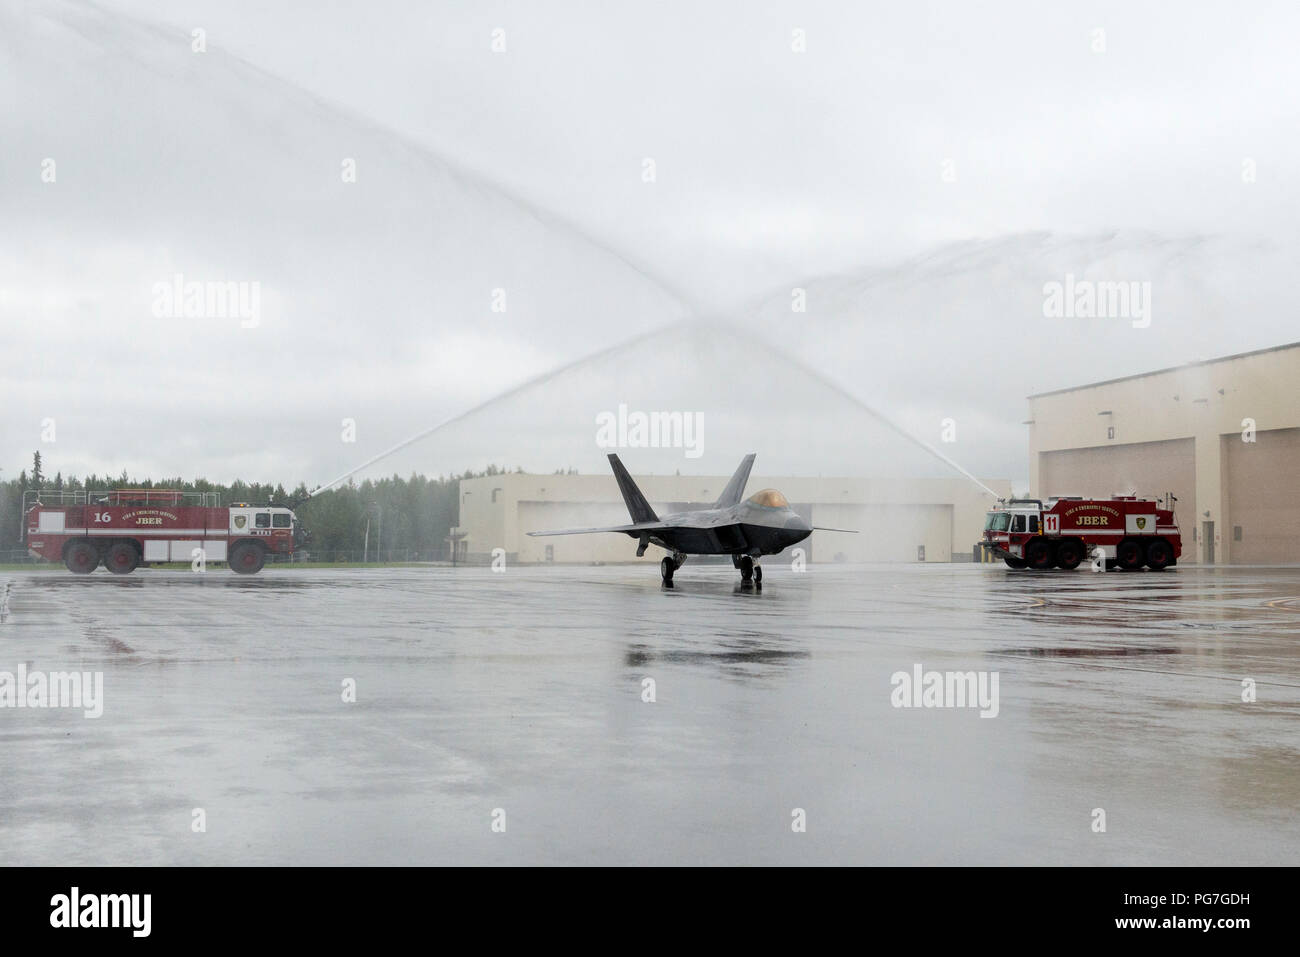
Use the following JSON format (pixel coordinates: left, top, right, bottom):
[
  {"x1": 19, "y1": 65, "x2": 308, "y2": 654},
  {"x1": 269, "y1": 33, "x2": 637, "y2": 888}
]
[{"x1": 747, "y1": 489, "x2": 789, "y2": 508}]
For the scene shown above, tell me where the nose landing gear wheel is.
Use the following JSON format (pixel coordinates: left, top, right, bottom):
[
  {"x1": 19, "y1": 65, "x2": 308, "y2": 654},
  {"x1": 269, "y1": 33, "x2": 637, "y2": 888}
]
[
  {"x1": 738, "y1": 556, "x2": 754, "y2": 583},
  {"x1": 753, "y1": 564, "x2": 762, "y2": 586},
  {"x1": 660, "y1": 557, "x2": 675, "y2": 585}
]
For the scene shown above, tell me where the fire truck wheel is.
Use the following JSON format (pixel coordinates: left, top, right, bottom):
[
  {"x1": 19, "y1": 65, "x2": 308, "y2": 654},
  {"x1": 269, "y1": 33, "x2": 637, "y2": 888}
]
[
  {"x1": 1116, "y1": 540, "x2": 1144, "y2": 570},
  {"x1": 64, "y1": 541, "x2": 99, "y2": 574},
  {"x1": 1056, "y1": 539, "x2": 1084, "y2": 570},
  {"x1": 1145, "y1": 539, "x2": 1173, "y2": 570},
  {"x1": 229, "y1": 542, "x2": 265, "y2": 574},
  {"x1": 105, "y1": 543, "x2": 139, "y2": 575},
  {"x1": 1026, "y1": 541, "x2": 1054, "y2": 570},
  {"x1": 1002, "y1": 556, "x2": 1028, "y2": 569}
]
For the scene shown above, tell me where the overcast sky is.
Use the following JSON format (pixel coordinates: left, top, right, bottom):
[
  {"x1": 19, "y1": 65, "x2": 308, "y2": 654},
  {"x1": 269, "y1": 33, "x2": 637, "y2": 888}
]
[{"x1": 3, "y1": 0, "x2": 1298, "y2": 491}]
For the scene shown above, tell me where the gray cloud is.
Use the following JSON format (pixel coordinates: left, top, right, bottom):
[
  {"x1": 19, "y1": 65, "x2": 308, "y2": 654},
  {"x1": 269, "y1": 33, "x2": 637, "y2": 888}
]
[{"x1": 3, "y1": 0, "x2": 1296, "y2": 491}]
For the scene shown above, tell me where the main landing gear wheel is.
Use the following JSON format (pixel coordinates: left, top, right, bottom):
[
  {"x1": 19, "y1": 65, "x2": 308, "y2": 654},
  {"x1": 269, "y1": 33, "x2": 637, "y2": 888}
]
[
  {"x1": 229, "y1": 542, "x2": 265, "y2": 575},
  {"x1": 64, "y1": 541, "x2": 98, "y2": 574},
  {"x1": 105, "y1": 542, "x2": 139, "y2": 575},
  {"x1": 660, "y1": 557, "x2": 675, "y2": 585},
  {"x1": 738, "y1": 556, "x2": 754, "y2": 583}
]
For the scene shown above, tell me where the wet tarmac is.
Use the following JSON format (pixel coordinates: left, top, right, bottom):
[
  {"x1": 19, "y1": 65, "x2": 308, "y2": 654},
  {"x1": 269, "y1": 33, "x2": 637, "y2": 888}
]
[{"x1": 1, "y1": 563, "x2": 1297, "y2": 865}]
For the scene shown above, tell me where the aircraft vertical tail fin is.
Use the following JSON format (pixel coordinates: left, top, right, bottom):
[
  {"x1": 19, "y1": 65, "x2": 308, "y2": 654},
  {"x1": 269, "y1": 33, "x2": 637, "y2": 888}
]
[
  {"x1": 607, "y1": 454, "x2": 659, "y2": 523},
  {"x1": 714, "y1": 453, "x2": 757, "y2": 508}
]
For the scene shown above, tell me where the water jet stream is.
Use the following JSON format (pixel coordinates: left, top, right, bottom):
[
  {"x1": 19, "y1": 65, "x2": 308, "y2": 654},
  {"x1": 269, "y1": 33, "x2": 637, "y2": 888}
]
[
  {"x1": 310, "y1": 319, "x2": 999, "y2": 500},
  {"x1": 736, "y1": 327, "x2": 1002, "y2": 499}
]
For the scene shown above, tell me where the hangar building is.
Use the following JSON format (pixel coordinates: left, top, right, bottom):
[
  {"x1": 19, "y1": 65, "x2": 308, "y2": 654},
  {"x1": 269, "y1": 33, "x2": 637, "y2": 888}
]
[{"x1": 1029, "y1": 341, "x2": 1300, "y2": 564}]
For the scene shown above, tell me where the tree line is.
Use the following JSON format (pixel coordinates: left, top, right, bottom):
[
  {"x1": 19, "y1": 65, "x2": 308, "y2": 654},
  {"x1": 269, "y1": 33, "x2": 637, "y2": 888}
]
[{"x1": 1, "y1": 452, "x2": 522, "y2": 562}]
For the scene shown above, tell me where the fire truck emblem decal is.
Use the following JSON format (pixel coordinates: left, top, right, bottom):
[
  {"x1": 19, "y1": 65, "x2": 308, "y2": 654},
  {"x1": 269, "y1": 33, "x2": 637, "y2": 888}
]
[
  {"x1": 234, "y1": 516, "x2": 246, "y2": 529},
  {"x1": 1136, "y1": 517, "x2": 1146, "y2": 529}
]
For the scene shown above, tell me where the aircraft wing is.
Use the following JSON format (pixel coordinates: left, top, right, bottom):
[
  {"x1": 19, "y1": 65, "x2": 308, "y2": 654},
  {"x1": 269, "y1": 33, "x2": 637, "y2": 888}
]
[{"x1": 527, "y1": 521, "x2": 670, "y2": 537}]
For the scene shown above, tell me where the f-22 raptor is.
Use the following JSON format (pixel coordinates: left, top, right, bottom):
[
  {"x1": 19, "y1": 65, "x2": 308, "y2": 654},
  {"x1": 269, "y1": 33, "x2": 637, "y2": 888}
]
[{"x1": 528, "y1": 453, "x2": 854, "y2": 586}]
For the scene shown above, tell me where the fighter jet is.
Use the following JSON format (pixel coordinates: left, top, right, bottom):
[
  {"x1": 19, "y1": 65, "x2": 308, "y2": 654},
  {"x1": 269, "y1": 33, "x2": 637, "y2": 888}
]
[{"x1": 528, "y1": 453, "x2": 854, "y2": 586}]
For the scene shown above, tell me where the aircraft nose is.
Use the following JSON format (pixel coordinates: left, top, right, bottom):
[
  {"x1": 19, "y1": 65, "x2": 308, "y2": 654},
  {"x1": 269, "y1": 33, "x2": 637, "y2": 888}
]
[{"x1": 785, "y1": 513, "x2": 812, "y2": 534}]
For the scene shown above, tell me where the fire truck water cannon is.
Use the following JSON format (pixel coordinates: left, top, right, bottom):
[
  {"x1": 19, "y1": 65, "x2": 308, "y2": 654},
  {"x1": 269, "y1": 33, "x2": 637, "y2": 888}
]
[
  {"x1": 21, "y1": 489, "x2": 309, "y2": 575},
  {"x1": 980, "y1": 493, "x2": 1182, "y2": 571}
]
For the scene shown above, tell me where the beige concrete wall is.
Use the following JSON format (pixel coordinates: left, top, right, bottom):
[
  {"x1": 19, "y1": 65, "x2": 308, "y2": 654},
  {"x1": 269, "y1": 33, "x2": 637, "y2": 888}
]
[
  {"x1": 459, "y1": 471, "x2": 1009, "y2": 563},
  {"x1": 1226, "y1": 427, "x2": 1300, "y2": 563},
  {"x1": 807, "y1": 503, "x2": 952, "y2": 562},
  {"x1": 1029, "y1": 342, "x2": 1300, "y2": 564},
  {"x1": 456, "y1": 478, "x2": 507, "y2": 560}
]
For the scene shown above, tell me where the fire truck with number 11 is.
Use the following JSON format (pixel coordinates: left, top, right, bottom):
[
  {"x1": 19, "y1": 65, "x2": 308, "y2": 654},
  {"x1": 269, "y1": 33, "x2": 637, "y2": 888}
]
[{"x1": 981, "y1": 494, "x2": 1181, "y2": 570}]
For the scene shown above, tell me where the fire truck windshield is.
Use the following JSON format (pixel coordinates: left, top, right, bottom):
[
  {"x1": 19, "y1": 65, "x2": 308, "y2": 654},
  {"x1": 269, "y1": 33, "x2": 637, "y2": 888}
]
[{"x1": 985, "y1": 512, "x2": 1011, "y2": 532}]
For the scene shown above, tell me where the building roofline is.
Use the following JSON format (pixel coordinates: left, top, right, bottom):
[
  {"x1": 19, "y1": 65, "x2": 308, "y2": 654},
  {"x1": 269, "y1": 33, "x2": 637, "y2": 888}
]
[{"x1": 1028, "y1": 340, "x2": 1300, "y2": 399}]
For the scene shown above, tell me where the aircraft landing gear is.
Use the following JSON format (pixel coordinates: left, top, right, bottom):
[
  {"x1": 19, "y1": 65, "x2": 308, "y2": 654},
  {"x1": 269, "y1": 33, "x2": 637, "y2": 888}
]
[
  {"x1": 660, "y1": 557, "x2": 674, "y2": 586},
  {"x1": 660, "y1": 552, "x2": 686, "y2": 586},
  {"x1": 738, "y1": 555, "x2": 754, "y2": 584}
]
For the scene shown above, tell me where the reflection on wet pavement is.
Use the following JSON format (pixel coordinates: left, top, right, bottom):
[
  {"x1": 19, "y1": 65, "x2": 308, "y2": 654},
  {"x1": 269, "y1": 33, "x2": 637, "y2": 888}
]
[{"x1": 0, "y1": 563, "x2": 1296, "y2": 864}]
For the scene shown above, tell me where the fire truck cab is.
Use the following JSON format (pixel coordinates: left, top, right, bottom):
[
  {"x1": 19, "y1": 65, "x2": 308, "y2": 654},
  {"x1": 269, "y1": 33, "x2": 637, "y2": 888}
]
[{"x1": 981, "y1": 494, "x2": 1181, "y2": 571}]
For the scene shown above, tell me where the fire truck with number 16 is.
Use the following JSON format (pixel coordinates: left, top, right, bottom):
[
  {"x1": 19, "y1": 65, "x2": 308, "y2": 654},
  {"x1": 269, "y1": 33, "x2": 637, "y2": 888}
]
[{"x1": 21, "y1": 489, "x2": 307, "y2": 574}]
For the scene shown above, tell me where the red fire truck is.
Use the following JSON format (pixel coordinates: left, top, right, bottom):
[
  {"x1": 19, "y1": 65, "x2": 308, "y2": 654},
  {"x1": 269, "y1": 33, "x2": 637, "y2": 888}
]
[
  {"x1": 981, "y1": 494, "x2": 1181, "y2": 571},
  {"x1": 21, "y1": 489, "x2": 306, "y2": 574}
]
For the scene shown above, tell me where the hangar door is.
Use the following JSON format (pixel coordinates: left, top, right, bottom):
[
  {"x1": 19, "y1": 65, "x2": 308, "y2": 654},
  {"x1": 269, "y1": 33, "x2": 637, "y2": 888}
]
[
  {"x1": 1226, "y1": 428, "x2": 1300, "y2": 564},
  {"x1": 807, "y1": 504, "x2": 952, "y2": 562},
  {"x1": 1039, "y1": 437, "x2": 1196, "y2": 558},
  {"x1": 518, "y1": 501, "x2": 631, "y2": 563}
]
